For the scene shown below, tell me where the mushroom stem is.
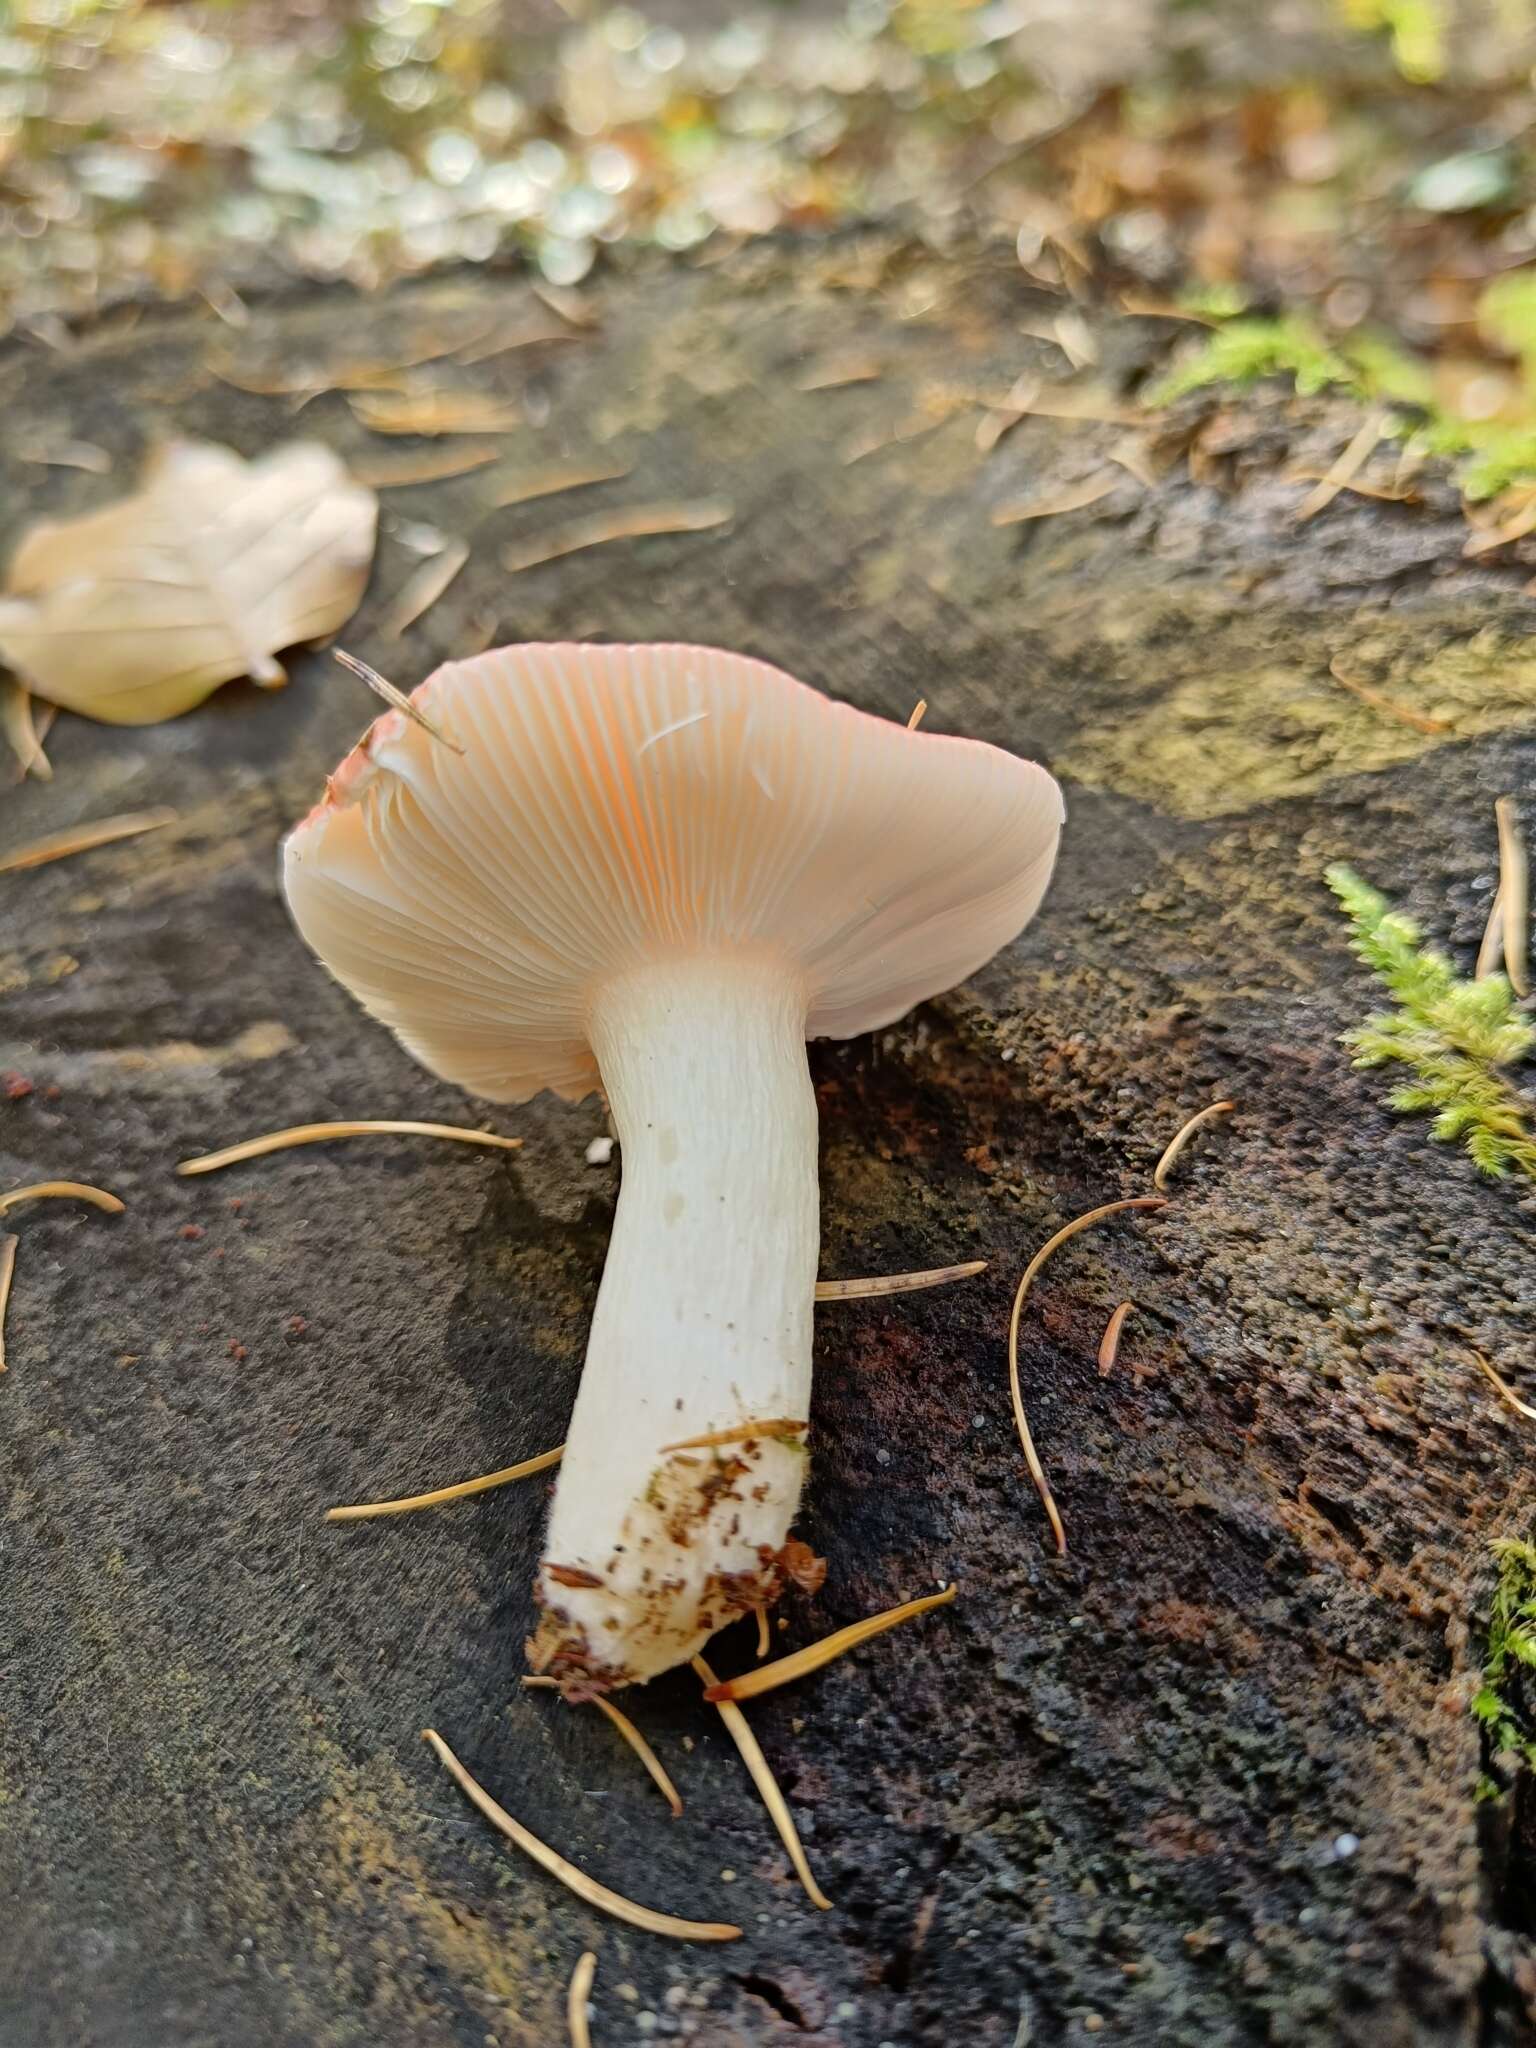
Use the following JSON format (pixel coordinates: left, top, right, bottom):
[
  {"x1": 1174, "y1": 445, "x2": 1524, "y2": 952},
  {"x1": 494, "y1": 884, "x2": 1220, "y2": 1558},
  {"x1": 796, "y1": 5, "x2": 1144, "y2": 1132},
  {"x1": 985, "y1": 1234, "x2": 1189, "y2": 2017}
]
[{"x1": 532, "y1": 955, "x2": 817, "y2": 1688}]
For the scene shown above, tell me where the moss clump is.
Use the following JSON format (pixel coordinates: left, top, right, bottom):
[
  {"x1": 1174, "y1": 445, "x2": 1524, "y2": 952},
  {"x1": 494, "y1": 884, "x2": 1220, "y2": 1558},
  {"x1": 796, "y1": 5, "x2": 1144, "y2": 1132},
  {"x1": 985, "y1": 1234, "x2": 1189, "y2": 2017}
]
[
  {"x1": 1326, "y1": 864, "x2": 1536, "y2": 1181},
  {"x1": 1474, "y1": 1538, "x2": 1536, "y2": 1794},
  {"x1": 1148, "y1": 315, "x2": 1359, "y2": 406}
]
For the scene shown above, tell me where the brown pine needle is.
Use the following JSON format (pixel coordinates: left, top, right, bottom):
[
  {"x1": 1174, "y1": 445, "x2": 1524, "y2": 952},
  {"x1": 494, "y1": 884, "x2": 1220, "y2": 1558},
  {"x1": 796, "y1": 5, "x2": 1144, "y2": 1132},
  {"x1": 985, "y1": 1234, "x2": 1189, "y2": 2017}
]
[
  {"x1": 178, "y1": 1120, "x2": 522, "y2": 1176},
  {"x1": 352, "y1": 446, "x2": 502, "y2": 488},
  {"x1": 0, "y1": 807, "x2": 177, "y2": 874},
  {"x1": 350, "y1": 389, "x2": 521, "y2": 436},
  {"x1": 456, "y1": 327, "x2": 581, "y2": 366},
  {"x1": 815, "y1": 1260, "x2": 986, "y2": 1301},
  {"x1": 906, "y1": 699, "x2": 928, "y2": 730},
  {"x1": 991, "y1": 471, "x2": 1121, "y2": 527},
  {"x1": 1472, "y1": 1350, "x2": 1536, "y2": 1421},
  {"x1": 1008, "y1": 1198, "x2": 1167, "y2": 1554},
  {"x1": 659, "y1": 1418, "x2": 807, "y2": 1452},
  {"x1": 0, "y1": 1234, "x2": 16, "y2": 1372},
  {"x1": 486, "y1": 464, "x2": 631, "y2": 512},
  {"x1": 382, "y1": 538, "x2": 470, "y2": 637},
  {"x1": 524, "y1": 1678, "x2": 683, "y2": 1817},
  {"x1": 702, "y1": 1586, "x2": 958, "y2": 1704},
  {"x1": 1153, "y1": 1101, "x2": 1235, "y2": 1190},
  {"x1": 797, "y1": 358, "x2": 882, "y2": 392},
  {"x1": 326, "y1": 1444, "x2": 563, "y2": 1520},
  {"x1": 1295, "y1": 410, "x2": 1385, "y2": 524},
  {"x1": 0, "y1": 1181, "x2": 125, "y2": 1218},
  {"x1": 420, "y1": 1729, "x2": 740, "y2": 1941},
  {"x1": 1327, "y1": 656, "x2": 1451, "y2": 736},
  {"x1": 2, "y1": 682, "x2": 52, "y2": 782},
  {"x1": 333, "y1": 650, "x2": 466, "y2": 754},
  {"x1": 1477, "y1": 886, "x2": 1506, "y2": 980},
  {"x1": 1495, "y1": 796, "x2": 1529, "y2": 998},
  {"x1": 691, "y1": 1655, "x2": 832, "y2": 1911},
  {"x1": 753, "y1": 1604, "x2": 770, "y2": 1658},
  {"x1": 503, "y1": 500, "x2": 732, "y2": 573},
  {"x1": 567, "y1": 1951, "x2": 597, "y2": 2048},
  {"x1": 1097, "y1": 1301, "x2": 1135, "y2": 1377}
]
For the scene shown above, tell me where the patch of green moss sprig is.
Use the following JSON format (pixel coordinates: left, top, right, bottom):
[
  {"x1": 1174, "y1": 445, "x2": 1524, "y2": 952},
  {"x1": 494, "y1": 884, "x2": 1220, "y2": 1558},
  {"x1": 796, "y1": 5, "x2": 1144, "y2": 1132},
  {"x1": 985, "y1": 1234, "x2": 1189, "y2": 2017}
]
[
  {"x1": 1326, "y1": 864, "x2": 1536, "y2": 1181},
  {"x1": 1474, "y1": 1538, "x2": 1536, "y2": 1795}
]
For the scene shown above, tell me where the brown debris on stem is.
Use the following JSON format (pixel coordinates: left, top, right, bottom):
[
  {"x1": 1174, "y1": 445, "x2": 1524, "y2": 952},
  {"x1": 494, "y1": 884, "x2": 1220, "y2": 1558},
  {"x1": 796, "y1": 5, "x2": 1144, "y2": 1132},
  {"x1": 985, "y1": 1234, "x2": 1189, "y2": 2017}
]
[
  {"x1": 179, "y1": 1120, "x2": 522, "y2": 1176},
  {"x1": 326, "y1": 1445, "x2": 563, "y2": 1520},
  {"x1": 524, "y1": 1677, "x2": 684, "y2": 1817},
  {"x1": 1152, "y1": 1101, "x2": 1236, "y2": 1191},
  {"x1": 420, "y1": 1729, "x2": 740, "y2": 1940},
  {"x1": 658, "y1": 1418, "x2": 807, "y2": 1452},
  {"x1": 691, "y1": 1654, "x2": 832, "y2": 1911},
  {"x1": 702, "y1": 1585, "x2": 958, "y2": 1703},
  {"x1": 1008, "y1": 1197, "x2": 1167, "y2": 1553}
]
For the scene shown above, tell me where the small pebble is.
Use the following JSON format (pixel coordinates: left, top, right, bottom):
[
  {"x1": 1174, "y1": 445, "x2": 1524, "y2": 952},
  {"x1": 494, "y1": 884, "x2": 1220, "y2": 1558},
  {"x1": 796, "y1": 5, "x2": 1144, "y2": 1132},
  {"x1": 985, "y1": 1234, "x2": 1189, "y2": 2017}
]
[
  {"x1": 585, "y1": 1135, "x2": 615, "y2": 1165},
  {"x1": 1333, "y1": 1832, "x2": 1360, "y2": 1859}
]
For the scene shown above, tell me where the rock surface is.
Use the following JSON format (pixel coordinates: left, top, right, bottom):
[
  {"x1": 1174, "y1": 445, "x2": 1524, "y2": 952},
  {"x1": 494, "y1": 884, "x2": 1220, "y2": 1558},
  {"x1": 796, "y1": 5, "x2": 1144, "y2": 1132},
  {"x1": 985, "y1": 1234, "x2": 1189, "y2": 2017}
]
[{"x1": 3, "y1": 237, "x2": 1536, "y2": 2047}]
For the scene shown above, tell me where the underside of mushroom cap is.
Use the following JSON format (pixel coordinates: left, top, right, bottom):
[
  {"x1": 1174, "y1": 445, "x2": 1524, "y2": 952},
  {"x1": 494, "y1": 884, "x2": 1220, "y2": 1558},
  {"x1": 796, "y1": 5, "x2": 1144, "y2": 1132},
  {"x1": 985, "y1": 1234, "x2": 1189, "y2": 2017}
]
[{"x1": 283, "y1": 642, "x2": 1064, "y2": 1102}]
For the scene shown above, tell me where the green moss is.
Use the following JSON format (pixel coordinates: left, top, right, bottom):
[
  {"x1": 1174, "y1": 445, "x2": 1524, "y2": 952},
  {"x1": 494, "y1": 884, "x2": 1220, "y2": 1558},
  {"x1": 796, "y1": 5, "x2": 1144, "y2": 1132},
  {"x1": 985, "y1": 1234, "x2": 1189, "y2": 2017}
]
[
  {"x1": 1326, "y1": 865, "x2": 1536, "y2": 1181},
  {"x1": 1474, "y1": 1538, "x2": 1536, "y2": 1791},
  {"x1": 1147, "y1": 315, "x2": 1358, "y2": 406},
  {"x1": 1339, "y1": 0, "x2": 1446, "y2": 81}
]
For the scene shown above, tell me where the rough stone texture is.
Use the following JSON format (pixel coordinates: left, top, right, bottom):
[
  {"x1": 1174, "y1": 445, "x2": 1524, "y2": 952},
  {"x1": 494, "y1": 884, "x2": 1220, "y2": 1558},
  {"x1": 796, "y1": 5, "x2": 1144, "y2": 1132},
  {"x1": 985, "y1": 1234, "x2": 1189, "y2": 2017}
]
[{"x1": 2, "y1": 236, "x2": 1536, "y2": 2048}]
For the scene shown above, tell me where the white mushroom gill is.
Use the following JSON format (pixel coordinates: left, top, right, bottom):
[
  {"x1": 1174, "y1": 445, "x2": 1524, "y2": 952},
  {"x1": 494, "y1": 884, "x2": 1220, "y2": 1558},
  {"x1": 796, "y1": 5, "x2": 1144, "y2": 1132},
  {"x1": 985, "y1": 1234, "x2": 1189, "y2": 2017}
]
[{"x1": 283, "y1": 641, "x2": 1065, "y2": 1691}]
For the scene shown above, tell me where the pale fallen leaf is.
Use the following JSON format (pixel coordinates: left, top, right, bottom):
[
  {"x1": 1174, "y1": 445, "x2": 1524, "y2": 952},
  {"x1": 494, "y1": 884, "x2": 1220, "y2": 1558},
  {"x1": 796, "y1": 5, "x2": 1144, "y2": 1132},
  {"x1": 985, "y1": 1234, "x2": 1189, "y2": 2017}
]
[
  {"x1": 503, "y1": 500, "x2": 732, "y2": 573},
  {"x1": 351, "y1": 389, "x2": 521, "y2": 436},
  {"x1": 382, "y1": 537, "x2": 470, "y2": 637},
  {"x1": 0, "y1": 439, "x2": 377, "y2": 725},
  {"x1": 992, "y1": 469, "x2": 1125, "y2": 526}
]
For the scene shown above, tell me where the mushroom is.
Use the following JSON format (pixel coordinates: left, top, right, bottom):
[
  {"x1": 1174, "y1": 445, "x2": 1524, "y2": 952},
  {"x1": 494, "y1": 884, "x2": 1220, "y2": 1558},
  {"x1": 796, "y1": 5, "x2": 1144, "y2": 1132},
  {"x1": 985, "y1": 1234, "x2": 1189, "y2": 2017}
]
[{"x1": 283, "y1": 643, "x2": 1063, "y2": 1688}]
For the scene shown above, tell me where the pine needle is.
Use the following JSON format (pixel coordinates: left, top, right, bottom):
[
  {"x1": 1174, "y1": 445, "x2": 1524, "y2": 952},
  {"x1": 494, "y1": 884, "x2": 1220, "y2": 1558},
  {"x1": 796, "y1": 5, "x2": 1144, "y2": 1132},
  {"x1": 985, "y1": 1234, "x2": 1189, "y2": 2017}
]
[
  {"x1": 0, "y1": 1181, "x2": 125, "y2": 1218},
  {"x1": 351, "y1": 446, "x2": 502, "y2": 488},
  {"x1": 702, "y1": 1585, "x2": 958, "y2": 1704},
  {"x1": 1477, "y1": 886, "x2": 1506, "y2": 980},
  {"x1": 814, "y1": 1260, "x2": 986, "y2": 1301},
  {"x1": 0, "y1": 1234, "x2": 16, "y2": 1372},
  {"x1": 502, "y1": 500, "x2": 732, "y2": 573},
  {"x1": 178, "y1": 1121, "x2": 522, "y2": 1175},
  {"x1": 2, "y1": 681, "x2": 52, "y2": 782},
  {"x1": 333, "y1": 650, "x2": 466, "y2": 754},
  {"x1": 1327, "y1": 656, "x2": 1451, "y2": 736},
  {"x1": 567, "y1": 1951, "x2": 597, "y2": 2048},
  {"x1": 753, "y1": 1604, "x2": 771, "y2": 1658},
  {"x1": 1295, "y1": 410, "x2": 1385, "y2": 523},
  {"x1": 659, "y1": 1418, "x2": 807, "y2": 1452},
  {"x1": 486, "y1": 464, "x2": 631, "y2": 511},
  {"x1": 382, "y1": 538, "x2": 470, "y2": 637},
  {"x1": 691, "y1": 1655, "x2": 832, "y2": 1911},
  {"x1": 1472, "y1": 1350, "x2": 1536, "y2": 1421},
  {"x1": 420, "y1": 1729, "x2": 741, "y2": 1941},
  {"x1": 0, "y1": 807, "x2": 177, "y2": 874},
  {"x1": 350, "y1": 389, "x2": 521, "y2": 435},
  {"x1": 524, "y1": 1678, "x2": 683, "y2": 1817},
  {"x1": 326, "y1": 1444, "x2": 563, "y2": 1520},
  {"x1": 906, "y1": 700, "x2": 928, "y2": 730},
  {"x1": 991, "y1": 471, "x2": 1122, "y2": 526},
  {"x1": 1495, "y1": 796, "x2": 1529, "y2": 999},
  {"x1": 1152, "y1": 1101, "x2": 1236, "y2": 1190},
  {"x1": 1097, "y1": 1301, "x2": 1134, "y2": 1376},
  {"x1": 797, "y1": 357, "x2": 882, "y2": 391},
  {"x1": 1007, "y1": 1198, "x2": 1167, "y2": 1554}
]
